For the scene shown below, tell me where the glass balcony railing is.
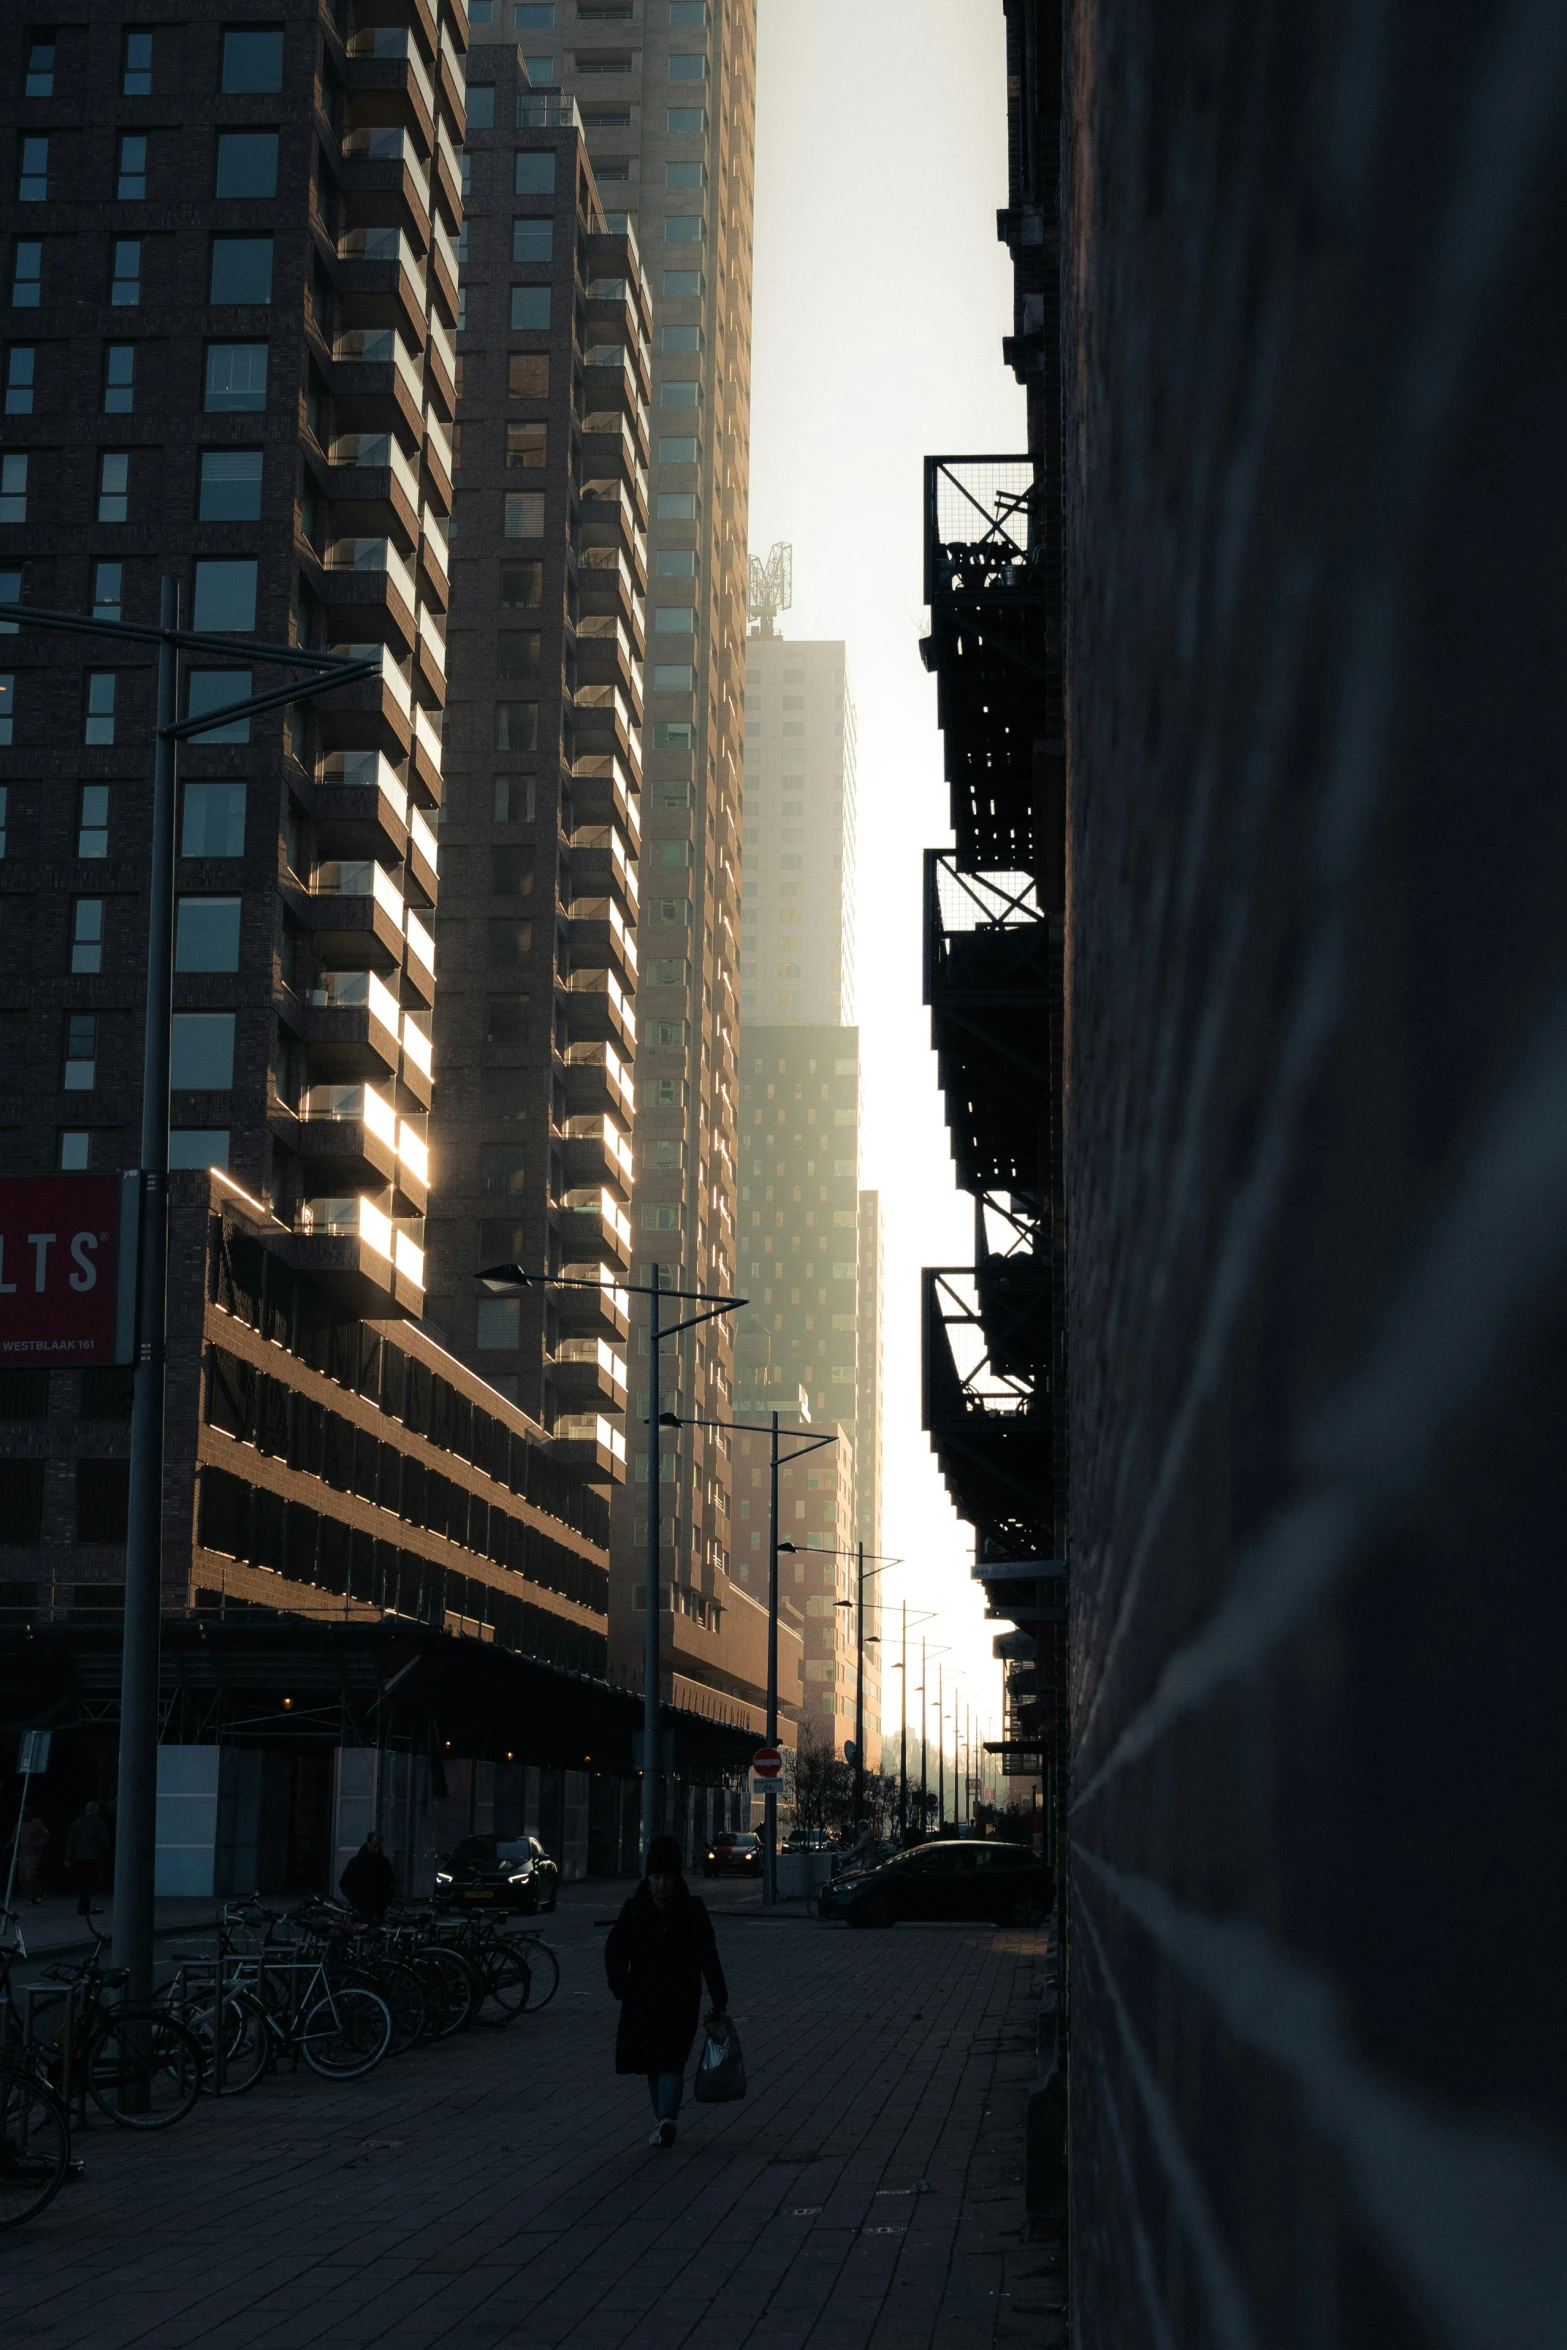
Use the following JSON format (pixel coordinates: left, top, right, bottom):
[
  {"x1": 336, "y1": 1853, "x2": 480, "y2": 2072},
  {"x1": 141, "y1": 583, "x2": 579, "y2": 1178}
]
[
  {"x1": 306, "y1": 968, "x2": 403, "y2": 1034},
  {"x1": 432, "y1": 212, "x2": 459, "y2": 294},
  {"x1": 413, "y1": 705, "x2": 443, "y2": 775},
  {"x1": 398, "y1": 1123, "x2": 428, "y2": 1182},
  {"x1": 408, "y1": 803, "x2": 439, "y2": 874},
  {"x1": 394, "y1": 1224, "x2": 424, "y2": 1285},
  {"x1": 424, "y1": 409, "x2": 454, "y2": 483},
  {"x1": 297, "y1": 1194, "x2": 393, "y2": 1256},
  {"x1": 333, "y1": 327, "x2": 425, "y2": 412},
  {"x1": 341, "y1": 125, "x2": 431, "y2": 213},
  {"x1": 417, "y1": 603, "x2": 447, "y2": 675},
  {"x1": 518, "y1": 94, "x2": 583, "y2": 131},
  {"x1": 346, "y1": 25, "x2": 436, "y2": 122},
  {"x1": 329, "y1": 428, "x2": 422, "y2": 512},
  {"x1": 335, "y1": 225, "x2": 429, "y2": 315},
  {"x1": 325, "y1": 645, "x2": 413, "y2": 723},
  {"x1": 577, "y1": 607, "x2": 635, "y2": 660},
  {"x1": 426, "y1": 312, "x2": 457, "y2": 390},
  {"x1": 402, "y1": 1012, "x2": 433, "y2": 1076},
  {"x1": 316, "y1": 746, "x2": 410, "y2": 814},
  {"x1": 302, "y1": 1081, "x2": 398, "y2": 1146},
  {"x1": 406, "y1": 909, "x2": 435, "y2": 972},
  {"x1": 554, "y1": 1337, "x2": 627, "y2": 1384},
  {"x1": 421, "y1": 506, "x2": 450, "y2": 579},
  {"x1": 324, "y1": 534, "x2": 418, "y2": 615},
  {"x1": 311, "y1": 859, "x2": 405, "y2": 927}
]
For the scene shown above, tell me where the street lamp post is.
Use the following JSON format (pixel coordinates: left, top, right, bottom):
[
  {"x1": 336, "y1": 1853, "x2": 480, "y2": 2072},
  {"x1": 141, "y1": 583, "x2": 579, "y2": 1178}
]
[
  {"x1": 1, "y1": 589, "x2": 382, "y2": 2007},
  {"x1": 479, "y1": 1260, "x2": 746, "y2": 1864},
  {"x1": 937, "y1": 1665, "x2": 945, "y2": 1829},
  {"x1": 919, "y1": 1638, "x2": 928, "y2": 1839}
]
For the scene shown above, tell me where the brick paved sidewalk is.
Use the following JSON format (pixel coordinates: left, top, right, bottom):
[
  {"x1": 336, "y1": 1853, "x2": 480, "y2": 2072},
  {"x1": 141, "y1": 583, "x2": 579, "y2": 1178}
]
[{"x1": 2, "y1": 1898, "x2": 1060, "y2": 2350}]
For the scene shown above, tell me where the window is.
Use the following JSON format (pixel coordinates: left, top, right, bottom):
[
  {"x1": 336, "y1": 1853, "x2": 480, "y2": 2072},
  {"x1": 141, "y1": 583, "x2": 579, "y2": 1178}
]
[
  {"x1": 644, "y1": 1018, "x2": 686, "y2": 1045},
  {"x1": 466, "y1": 86, "x2": 495, "y2": 131},
  {"x1": 656, "y1": 549, "x2": 696, "y2": 576},
  {"x1": 503, "y1": 490, "x2": 545, "y2": 537},
  {"x1": 204, "y1": 343, "x2": 268, "y2": 412},
  {"x1": 667, "y1": 109, "x2": 704, "y2": 134},
  {"x1": 169, "y1": 1130, "x2": 229, "y2": 1170},
  {"x1": 521, "y1": 55, "x2": 556, "y2": 84},
  {"x1": 646, "y1": 957, "x2": 687, "y2": 985},
  {"x1": 660, "y1": 380, "x2": 699, "y2": 407},
  {"x1": 78, "y1": 785, "x2": 110, "y2": 857},
  {"x1": 497, "y1": 632, "x2": 542, "y2": 681},
  {"x1": 0, "y1": 454, "x2": 27, "y2": 523},
  {"x1": 670, "y1": 1, "x2": 709, "y2": 20},
  {"x1": 643, "y1": 1206, "x2": 678, "y2": 1230},
  {"x1": 483, "y1": 1069, "x2": 527, "y2": 1120},
  {"x1": 175, "y1": 896, "x2": 242, "y2": 972},
  {"x1": 5, "y1": 347, "x2": 34, "y2": 415},
  {"x1": 514, "y1": 2, "x2": 555, "y2": 21},
  {"x1": 653, "y1": 664, "x2": 693, "y2": 690},
  {"x1": 669, "y1": 54, "x2": 707, "y2": 79},
  {"x1": 657, "y1": 491, "x2": 697, "y2": 520},
  {"x1": 110, "y1": 239, "x2": 141, "y2": 305},
  {"x1": 514, "y1": 152, "x2": 554, "y2": 195},
  {"x1": 192, "y1": 560, "x2": 257, "y2": 632},
  {"x1": 215, "y1": 132, "x2": 279, "y2": 200},
  {"x1": 469, "y1": 1, "x2": 494, "y2": 21},
  {"x1": 666, "y1": 162, "x2": 704, "y2": 188},
  {"x1": 658, "y1": 840, "x2": 690, "y2": 866},
  {"x1": 103, "y1": 344, "x2": 135, "y2": 412},
  {"x1": 0, "y1": 681, "x2": 11, "y2": 747},
  {"x1": 11, "y1": 242, "x2": 42, "y2": 307},
  {"x1": 181, "y1": 781, "x2": 247, "y2": 858},
  {"x1": 665, "y1": 216, "x2": 702, "y2": 243},
  {"x1": 170, "y1": 1012, "x2": 235, "y2": 1090},
  {"x1": 481, "y1": 1145, "x2": 527, "y2": 1196},
  {"x1": 500, "y1": 561, "x2": 542, "y2": 608},
  {"x1": 64, "y1": 1014, "x2": 97, "y2": 1091},
  {"x1": 97, "y1": 453, "x2": 129, "y2": 523},
  {"x1": 487, "y1": 919, "x2": 534, "y2": 969},
  {"x1": 210, "y1": 236, "x2": 273, "y2": 305},
  {"x1": 476, "y1": 1297, "x2": 520, "y2": 1349},
  {"x1": 84, "y1": 674, "x2": 116, "y2": 744},
  {"x1": 490, "y1": 844, "x2": 535, "y2": 894},
  {"x1": 654, "y1": 721, "x2": 692, "y2": 748},
  {"x1": 655, "y1": 607, "x2": 694, "y2": 634},
  {"x1": 117, "y1": 134, "x2": 147, "y2": 200},
  {"x1": 71, "y1": 900, "x2": 104, "y2": 974},
  {"x1": 123, "y1": 30, "x2": 153, "y2": 95},
  {"x1": 59, "y1": 1132, "x2": 90, "y2": 1171},
  {"x1": 18, "y1": 139, "x2": 49, "y2": 203},
  {"x1": 198, "y1": 449, "x2": 263, "y2": 520},
  {"x1": 494, "y1": 703, "x2": 538, "y2": 752},
  {"x1": 506, "y1": 422, "x2": 546, "y2": 468},
  {"x1": 485, "y1": 994, "x2": 529, "y2": 1042},
  {"x1": 25, "y1": 39, "x2": 55, "y2": 97},
  {"x1": 185, "y1": 670, "x2": 252, "y2": 743},
  {"x1": 222, "y1": 28, "x2": 285, "y2": 93},
  {"x1": 662, "y1": 325, "x2": 700, "y2": 353},
  {"x1": 0, "y1": 567, "x2": 19, "y2": 635},
  {"x1": 511, "y1": 218, "x2": 552, "y2": 263},
  {"x1": 510, "y1": 286, "x2": 550, "y2": 330},
  {"x1": 508, "y1": 354, "x2": 548, "y2": 398},
  {"x1": 92, "y1": 563, "x2": 122, "y2": 622},
  {"x1": 659, "y1": 437, "x2": 697, "y2": 464}
]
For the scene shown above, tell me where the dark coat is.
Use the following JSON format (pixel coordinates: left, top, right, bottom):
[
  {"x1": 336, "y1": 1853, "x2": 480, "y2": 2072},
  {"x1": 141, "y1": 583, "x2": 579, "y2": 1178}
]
[
  {"x1": 339, "y1": 1845, "x2": 397, "y2": 1922},
  {"x1": 605, "y1": 1881, "x2": 728, "y2": 2076}
]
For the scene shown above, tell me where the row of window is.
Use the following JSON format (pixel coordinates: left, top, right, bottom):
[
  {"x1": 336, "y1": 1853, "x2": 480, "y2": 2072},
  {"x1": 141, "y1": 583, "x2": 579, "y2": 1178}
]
[
  {"x1": 14, "y1": 129, "x2": 286, "y2": 207},
  {"x1": 21, "y1": 27, "x2": 285, "y2": 102},
  {"x1": 2, "y1": 328, "x2": 267, "y2": 432},
  {"x1": 59, "y1": 892, "x2": 243, "y2": 975},
  {"x1": 0, "y1": 773, "x2": 246, "y2": 866},
  {"x1": 60, "y1": 1009, "x2": 238, "y2": 1095},
  {"x1": 10, "y1": 231, "x2": 278, "y2": 309},
  {"x1": 0, "y1": 447, "x2": 264, "y2": 522},
  {"x1": 468, "y1": 1, "x2": 709, "y2": 41}
]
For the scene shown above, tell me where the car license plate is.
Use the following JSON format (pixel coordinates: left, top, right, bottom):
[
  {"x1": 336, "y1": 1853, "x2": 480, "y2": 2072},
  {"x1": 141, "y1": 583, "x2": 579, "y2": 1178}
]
[{"x1": 467, "y1": 1888, "x2": 493, "y2": 1899}]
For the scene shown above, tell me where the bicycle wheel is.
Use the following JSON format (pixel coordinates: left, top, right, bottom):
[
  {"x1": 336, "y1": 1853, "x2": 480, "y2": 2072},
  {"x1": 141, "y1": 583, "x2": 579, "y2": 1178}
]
[
  {"x1": 184, "y1": 1993, "x2": 271, "y2": 2095},
  {"x1": 519, "y1": 1939, "x2": 560, "y2": 2012},
  {"x1": 475, "y1": 1947, "x2": 532, "y2": 2027},
  {"x1": 0, "y1": 2063, "x2": 70, "y2": 2230},
  {"x1": 300, "y1": 1986, "x2": 391, "y2": 2079},
  {"x1": 407, "y1": 1953, "x2": 450, "y2": 2045},
  {"x1": 87, "y1": 2009, "x2": 204, "y2": 2129},
  {"x1": 349, "y1": 1961, "x2": 425, "y2": 2056},
  {"x1": 426, "y1": 1948, "x2": 476, "y2": 2038}
]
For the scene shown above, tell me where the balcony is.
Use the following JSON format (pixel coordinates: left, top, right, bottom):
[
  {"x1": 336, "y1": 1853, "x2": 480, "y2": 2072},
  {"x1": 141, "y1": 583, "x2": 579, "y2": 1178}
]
[
  {"x1": 556, "y1": 1261, "x2": 630, "y2": 1342},
  {"x1": 924, "y1": 850, "x2": 1058, "y2": 1199},
  {"x1": 546, "y1": 1337, "x2": 628, "y2": 1409},
  {"x1": 403, "y1": 908, "x2": 436, "y2": 1005},
  {"x1": 312, "y1": 643, "x2": 413, "y2": 760},
  {"x1": 424, "y1": 314, "x2": 457, "y2": 420},
  {"x1": 340, "y1": 124, "x2": 432, "y2": 225},
  {"x1": 322, "y1": 533, "x2": 418, "y2": 647},
  {"x1": 562, "y1": 1040, "x2": 635, "y2": 1125},
  {"x1": 399, "y1": 1010, "x2": 433, "y2": 1108},
  {"x1": 405, "y1": 803, "x2": 439, "y2": 907},
  {"x1": 548, "y1": 1412, "x2": 625, "y2": 1486},
  {"x1": 563, "y1": 964, "x2": 634, "y2": 1052},
  {"x1": 922, "y1": 1265, "x2": 1053, "y2": 1561},
  {"x1": 418, "y1": 506, "x2": 451, "y2": 607},
  {"x1": 312, "y1": 746, "x2": 409, "y2": 862},
  {"x1": 576, "y1": 606, "x2": 643, "y2": 694},
  {"x1": 325, "y1": 427, "x2": 422, "y2": 539},
  {"x1": 302, "y1": 857, "x2": 405, "y2": 969},
  {"x1": 290, "y1": 1079, "x2": 400, "y2": 1191},
  {"x1": 563, "y1": 895, "x2": 637, "y2": 987},
  {"x1": 558, "y1": 1112, "x2": 634, "y2": 1199},
  {"x1": 330, "y1": 328, "x2": 425, "y2": 442},
  {"x1": 301, "y1": 967, "x2": 403, "y2": 1083},
  {"x1": 571, "y1": 752, "x2": 639, "y2": 838},
  {"x1": 415, "y1": 603, "x2": 447, "y2": 702},
  {"x1": 566, "y1": 823, "x2": 637, "y2": 920},
  {"x1": 333, "y1": 224, "x2": 429, "y2": 347},
  {"x1": 343, "y1": 27, "x2": 438, "y2": 143},
  {"x1": 919, "y1": 454, "x2": 1057, "y2": 873},
  {"x1": 423, "y1": 410, "x2": 454, "y2": 513},
  {"x1": 287, "y1": 1192, "x2": 423, "y2": 1317},
  {"x1": 410, "y1": 704, "x2": 443, "y2": 803},
  {"x1": 555, "y1": 1185, "x2": 633, "y2": 1266}
]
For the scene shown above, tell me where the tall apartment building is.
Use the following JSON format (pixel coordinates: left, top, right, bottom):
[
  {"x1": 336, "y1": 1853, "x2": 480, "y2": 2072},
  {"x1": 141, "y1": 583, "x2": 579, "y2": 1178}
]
[
  {"x1": 424, "y1": 49, "x2": 650, "y2": 1499},
  {"x1": 738, "y1": 635, "x2": 856, "y2": 1023},
  {"x1": 0, "y1": 3, "x2": 751, "y2": 1892},
  {"x1": 467, "y1": 0, "x2": 758, "y2": 1734}
]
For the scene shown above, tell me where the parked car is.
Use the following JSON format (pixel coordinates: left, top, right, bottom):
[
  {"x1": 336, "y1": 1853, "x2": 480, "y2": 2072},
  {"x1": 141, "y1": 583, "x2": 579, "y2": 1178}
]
[
  {"x1": 434, "y1": 1833, "x2": 559, "y2": 1914},
  {"x1": 783, "y1": 1828, "x2": 835, "y2": 1852},
  {"x1": 816, "y1": 1838, "x2": 1051, "y2": 1928},
  {"x1": 703, "y1": 1831, "x2": 763, "y2": 1878}
]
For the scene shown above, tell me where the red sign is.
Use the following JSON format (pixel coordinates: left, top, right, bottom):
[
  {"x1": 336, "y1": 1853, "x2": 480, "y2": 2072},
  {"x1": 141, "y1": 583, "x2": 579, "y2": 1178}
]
[
  {"x1": 0, "y1": 1174, "x2": 135, "y2": 1366},
  {"x1": 751, "y1": 1746, "x2": 783, "y2": 1782}
]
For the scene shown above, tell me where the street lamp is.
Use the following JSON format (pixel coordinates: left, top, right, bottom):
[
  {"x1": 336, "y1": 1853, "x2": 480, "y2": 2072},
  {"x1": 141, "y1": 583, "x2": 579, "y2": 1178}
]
[
  {"x1": 828, "y1": 1543, "x2": 900, "y2": 1821},
  {"x1": 658, "y1": 1406, "x2": 834, "y2": 1905},
  {"x1": 1, "y1": 587, "x2": 382, "y2": 2007},
  {"x1": 479, "y1": 1259, "x2": 745, "y2": 1864}
]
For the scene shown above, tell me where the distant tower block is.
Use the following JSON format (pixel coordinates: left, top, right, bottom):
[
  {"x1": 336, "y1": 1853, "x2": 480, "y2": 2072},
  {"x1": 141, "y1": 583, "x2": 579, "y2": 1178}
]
[{"x1": 748, "y1": 541, "x2": 793, "y2": 638}]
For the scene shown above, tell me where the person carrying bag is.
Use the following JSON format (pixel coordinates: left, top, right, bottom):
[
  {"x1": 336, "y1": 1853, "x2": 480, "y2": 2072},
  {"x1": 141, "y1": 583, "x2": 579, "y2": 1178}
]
[
  {"x1": 693, "y1": 2007, "x2": 747, "y2": 2103},
  {"x1": 605, "y1": 1834, "x2": 731, "y2": 2148}
]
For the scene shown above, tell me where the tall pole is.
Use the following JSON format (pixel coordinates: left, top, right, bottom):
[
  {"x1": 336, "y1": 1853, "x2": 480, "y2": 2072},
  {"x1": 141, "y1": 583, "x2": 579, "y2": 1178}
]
[
  {"x1": 113, "y1": 576, "x2": 178, "y2": 2004},
  {"x1": 641, "y1": 1262, "x2": 662, "y2": 1863},
  {"x1": 898, "y1": 1600, "x2": 907, "y2": 1843},
  {"x1": 919, "y1": 1637, "x2": 928, "y2": 1840},
  {"x1": 937, "y1": 1665, "x2": 944, "y2": 1829},
  {"x1": 763, "y1": 1410, "x2": 780, "y2": 1905},
  {"x1": 852, "y1": 1542, "x2": 865, "y2": 1823}
]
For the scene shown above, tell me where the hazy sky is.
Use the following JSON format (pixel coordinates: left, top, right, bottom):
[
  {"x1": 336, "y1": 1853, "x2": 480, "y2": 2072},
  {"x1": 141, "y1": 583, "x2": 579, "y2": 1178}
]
[{"x1": 748, "y1": 1, "x2": 1025, "y2": 1774}]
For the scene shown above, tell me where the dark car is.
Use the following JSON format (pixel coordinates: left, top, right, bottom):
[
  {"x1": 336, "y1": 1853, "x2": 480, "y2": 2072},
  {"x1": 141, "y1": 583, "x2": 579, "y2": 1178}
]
[
  {"x1": 702, "y1": 1831, "x2": 762, "y2": 1878},
  {"x1": 434, "y1": 1833, "x2": 560, "y2": 1915},
  {"x1": 816, "y1": 1838, "x2": 1051, "y2": 1929}
]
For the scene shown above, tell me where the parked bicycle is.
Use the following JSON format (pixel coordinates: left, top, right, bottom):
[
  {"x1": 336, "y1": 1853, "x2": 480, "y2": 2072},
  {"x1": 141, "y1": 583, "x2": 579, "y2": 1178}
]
[
  {"x1": 0, "y1": 2058, "x2": 72, "y2": 2231},
  {"x1": 0, "y1": 1928, "x2": 203, "y2": 2132}
]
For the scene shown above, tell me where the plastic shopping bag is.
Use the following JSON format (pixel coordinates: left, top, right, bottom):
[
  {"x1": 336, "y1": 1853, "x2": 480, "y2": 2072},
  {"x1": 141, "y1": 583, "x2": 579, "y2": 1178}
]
[{"x1": 692, "y1": 2012, "x2": 747, "y2": 2103}]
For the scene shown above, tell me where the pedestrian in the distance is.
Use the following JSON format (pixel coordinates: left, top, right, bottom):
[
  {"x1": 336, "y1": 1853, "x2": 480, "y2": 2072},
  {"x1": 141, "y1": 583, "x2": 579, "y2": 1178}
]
[
  {"x1": 605, "y1": 1834, "x2": 728, "y2": 2149},
  {"x1": 16, "y1": 1811, "x2": 49, "y2": 1903},
  {"x1": 63, "y1": 1801, "x2": 109, "y2": 1919},
  {"x1": 339, "y1": 1829, "x2": 397, "y2": 1924}
]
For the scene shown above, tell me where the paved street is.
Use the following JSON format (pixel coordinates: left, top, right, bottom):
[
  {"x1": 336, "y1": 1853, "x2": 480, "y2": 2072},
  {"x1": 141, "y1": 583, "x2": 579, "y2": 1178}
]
[{"x1": 2, "y1": 1887, "x2": 1062, "y2": 2349}]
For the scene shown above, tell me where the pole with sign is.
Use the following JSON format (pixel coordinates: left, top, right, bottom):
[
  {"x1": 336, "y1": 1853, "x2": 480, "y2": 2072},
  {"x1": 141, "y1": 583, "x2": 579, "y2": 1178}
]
[
  {"x1": 750, "y1": 1745, "x2": 783, "y2": 1803},
  {"x1": 2, "y1": 1728, "x2": 51, "y2": 1953}
]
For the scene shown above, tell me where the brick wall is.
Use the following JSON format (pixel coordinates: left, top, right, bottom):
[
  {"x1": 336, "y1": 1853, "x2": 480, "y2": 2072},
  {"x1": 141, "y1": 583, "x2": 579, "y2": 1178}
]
[{"x1": 1062, "y1": 2, "x2": 1567, "y2": 2341}]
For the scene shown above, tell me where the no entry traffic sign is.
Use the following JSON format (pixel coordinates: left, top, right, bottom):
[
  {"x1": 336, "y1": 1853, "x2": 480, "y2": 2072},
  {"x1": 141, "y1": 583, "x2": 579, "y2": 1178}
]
[{"x1": 751, "y1": 1745, "x2": 782, "y2": 1783}]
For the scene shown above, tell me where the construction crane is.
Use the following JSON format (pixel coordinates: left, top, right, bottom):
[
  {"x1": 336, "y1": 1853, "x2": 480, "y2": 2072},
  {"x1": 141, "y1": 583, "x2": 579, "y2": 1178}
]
[{"x1": 747, "y1": 540, "x2": 793, "y2": 637}]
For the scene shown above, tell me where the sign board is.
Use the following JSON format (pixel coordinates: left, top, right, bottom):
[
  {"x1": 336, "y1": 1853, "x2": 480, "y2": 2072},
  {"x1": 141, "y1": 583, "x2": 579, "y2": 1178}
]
[
  {"x1": 843, "y1": 1739, "x2": 860, "y2": 1768},
  {"x1": 750, "y1": 1745, "x2": 782, "y2": 1783},
  {"x1": 0, "y1": 1173, "x2": 138, "y2": 1366},
  {"x1": 16, "y1": 1730, "x2": 51, "y2": 1774}
]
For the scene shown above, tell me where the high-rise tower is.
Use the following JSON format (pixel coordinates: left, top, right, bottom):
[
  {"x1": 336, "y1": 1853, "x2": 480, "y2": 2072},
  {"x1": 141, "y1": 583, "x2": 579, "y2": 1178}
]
[{"x1": 466, "y1": 3, "x2": 758, "y2": 1733}]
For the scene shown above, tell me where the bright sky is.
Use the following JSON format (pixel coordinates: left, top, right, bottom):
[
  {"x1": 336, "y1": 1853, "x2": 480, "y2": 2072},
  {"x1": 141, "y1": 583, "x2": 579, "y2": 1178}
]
[{"x1": 748, "y1": 1, "x2": 1024, "y2": 1780}]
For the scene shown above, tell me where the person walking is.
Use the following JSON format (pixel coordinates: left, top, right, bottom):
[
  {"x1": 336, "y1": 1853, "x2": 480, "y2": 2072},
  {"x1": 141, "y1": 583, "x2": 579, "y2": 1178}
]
[
  {"x1": 339, "y1": 1829, "x2": 397, "y2": 1924},
  {"x1": 15, "y1": 1811, "x2": 49, "y2": 1904},
  {"x1": 605, "y1": 1834, "x2": 728, "y2": 2149},
  {"x1": 63, "y1": 1801, "x2": 109, "y2": 1919}
]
